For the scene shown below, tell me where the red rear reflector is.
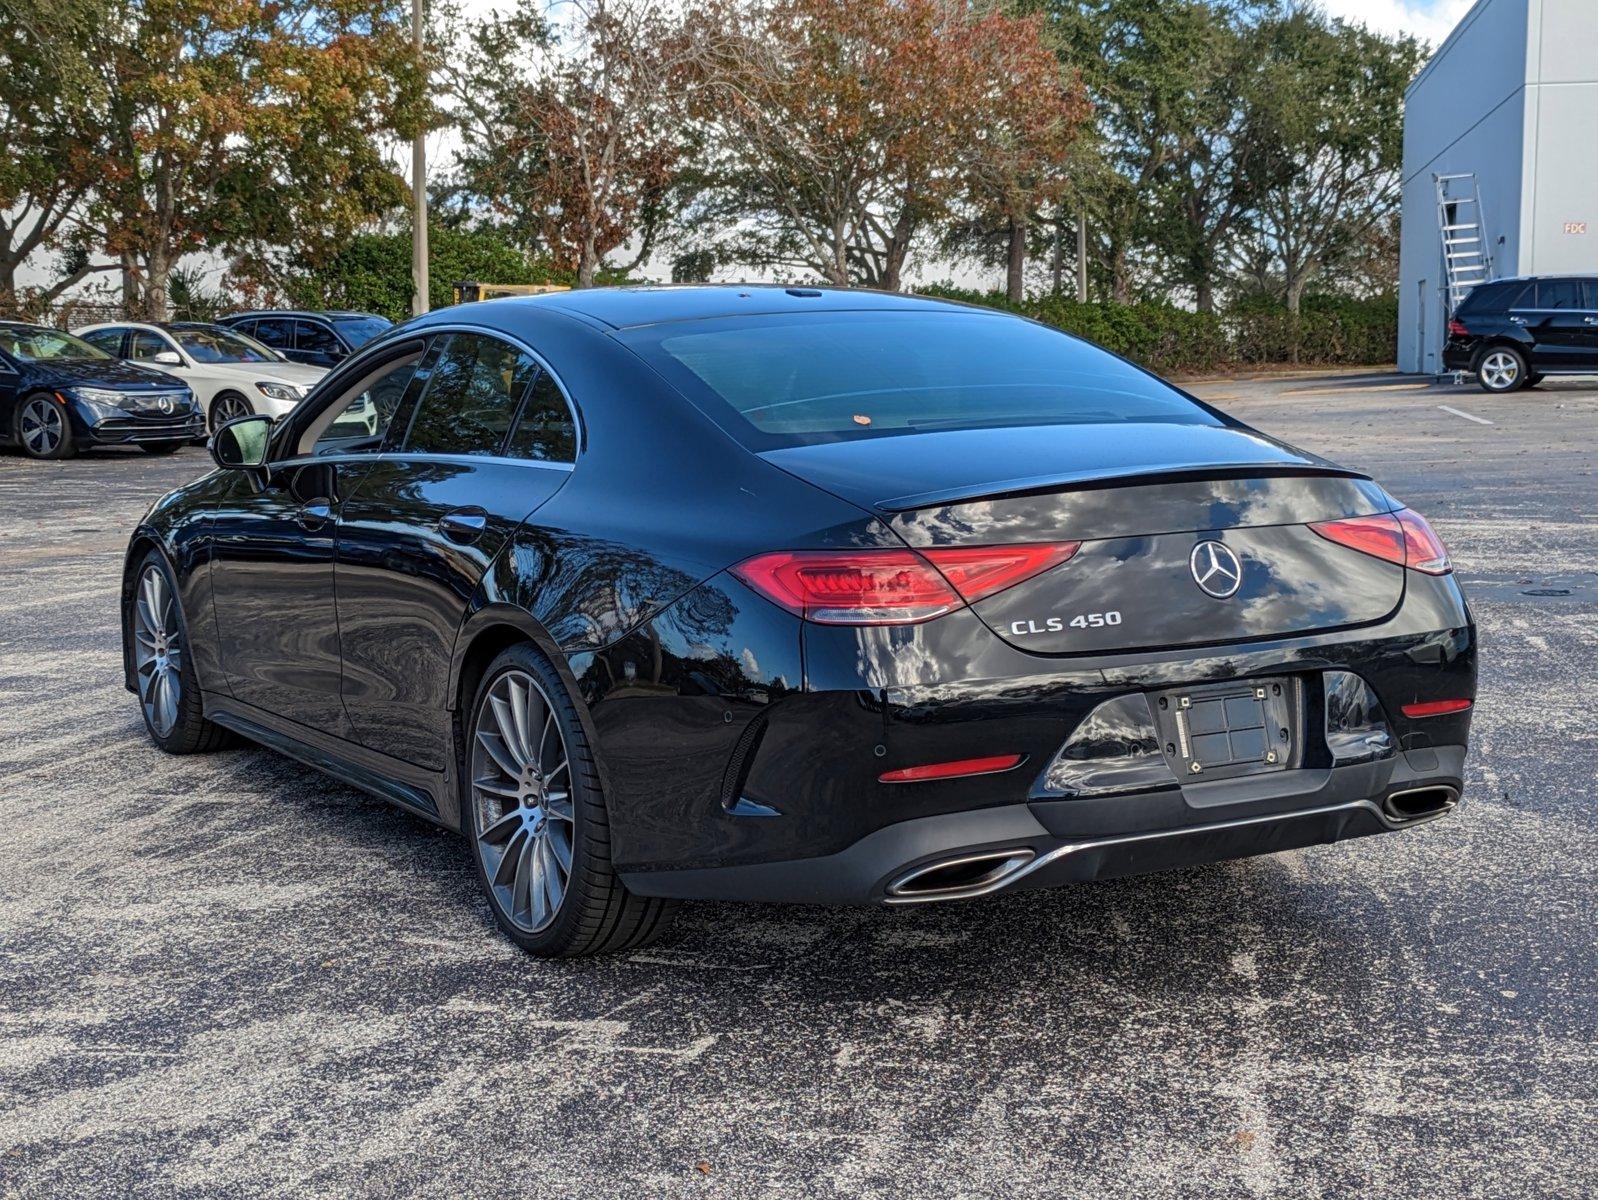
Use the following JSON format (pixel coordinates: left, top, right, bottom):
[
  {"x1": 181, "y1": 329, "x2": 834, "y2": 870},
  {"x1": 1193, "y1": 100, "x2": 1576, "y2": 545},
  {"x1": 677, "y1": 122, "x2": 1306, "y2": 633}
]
[
  {"x1": 1309, "y1": 509, "x2": 1451, "y2": 575},
  {"x1": 879, "y1": 754, "x2": 1024, "y2": 783},
  {"x1": 732, "y1": 543, "x2": 1079, "y2": 626},
  {"x1": 1448, "y1": 319, "x2": 1469, "y2": 338},
  {"x1": 1401, "y1": 699, "x2": 1473, "y2": 718}
]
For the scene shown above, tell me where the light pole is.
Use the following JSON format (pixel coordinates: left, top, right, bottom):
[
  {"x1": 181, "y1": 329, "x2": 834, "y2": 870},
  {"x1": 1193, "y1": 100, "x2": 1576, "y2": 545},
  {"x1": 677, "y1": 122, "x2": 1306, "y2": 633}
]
[{"x1": 411, "y1": 0, "x2": 429, "y2": 316}]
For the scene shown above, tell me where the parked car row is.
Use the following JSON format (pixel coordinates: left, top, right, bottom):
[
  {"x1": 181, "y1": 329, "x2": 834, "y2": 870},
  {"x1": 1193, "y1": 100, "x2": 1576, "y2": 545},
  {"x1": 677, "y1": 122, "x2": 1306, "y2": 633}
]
[{"x1": 1, "y1": 309, "x2": 392, "y2": 458}]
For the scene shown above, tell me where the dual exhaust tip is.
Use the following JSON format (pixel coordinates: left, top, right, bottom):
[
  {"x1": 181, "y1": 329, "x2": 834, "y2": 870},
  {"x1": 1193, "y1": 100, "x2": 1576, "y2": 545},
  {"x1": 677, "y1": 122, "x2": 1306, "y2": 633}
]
[
  {"x1": 885, "y1": 849, "x2": 1036, "y2": 904},
  {"x1": 1382, "y1": 784, "x2": 1461, "y2": 823},
  {"x1": 888, "y1": 786, "x2": 1462, "y2": 903}
]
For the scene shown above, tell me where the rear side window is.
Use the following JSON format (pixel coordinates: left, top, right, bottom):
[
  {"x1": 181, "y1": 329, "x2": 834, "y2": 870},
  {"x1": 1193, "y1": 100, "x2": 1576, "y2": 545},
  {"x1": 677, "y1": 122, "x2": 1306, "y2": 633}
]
[
  {"x1": 505, "y1": 370, "x2": 577, "y2": 463},
  {"x1": 1457, "y1": 282, "x2": 1523, "y2": 315},
  {"x1": 620, "y1": 311, "x2": 1224, "y2": 449},
  {"x1": 401, "y1": 333, "x2": 539, "y2": 456},
  {"x1": 1537, "y1": 280, "x2": 1584, "y2": 309},
  {"x1": 254, "y1": 318, "x2": 293, "y2": 349},
  {"x1": 80, "y1": 328, "x2": 127, "y2": 355}
]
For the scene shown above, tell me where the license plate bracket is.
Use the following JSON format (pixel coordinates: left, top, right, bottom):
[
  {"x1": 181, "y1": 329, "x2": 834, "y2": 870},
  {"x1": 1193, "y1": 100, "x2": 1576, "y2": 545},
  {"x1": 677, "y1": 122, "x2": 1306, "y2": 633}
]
[{"x1": 1151, "y1": 677, "x2": 1297, "y2": 782}]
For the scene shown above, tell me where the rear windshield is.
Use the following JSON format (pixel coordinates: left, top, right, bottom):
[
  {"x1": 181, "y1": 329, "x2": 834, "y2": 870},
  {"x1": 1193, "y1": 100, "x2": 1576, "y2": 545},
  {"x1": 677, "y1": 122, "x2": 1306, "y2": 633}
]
[
  {"x1": 619, "y1": 311, "x2": 1224, "y2": 449},
  {"x1": 334, "y1": 316, "x2": 393, "y2": 347}
]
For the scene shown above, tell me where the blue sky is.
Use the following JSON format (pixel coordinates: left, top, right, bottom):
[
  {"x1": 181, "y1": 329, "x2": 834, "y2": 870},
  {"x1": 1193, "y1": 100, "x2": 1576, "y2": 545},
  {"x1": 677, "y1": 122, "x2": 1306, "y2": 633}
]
[{"x1": 1318, "y1": 0, "x2": 1475, "y2": 48}]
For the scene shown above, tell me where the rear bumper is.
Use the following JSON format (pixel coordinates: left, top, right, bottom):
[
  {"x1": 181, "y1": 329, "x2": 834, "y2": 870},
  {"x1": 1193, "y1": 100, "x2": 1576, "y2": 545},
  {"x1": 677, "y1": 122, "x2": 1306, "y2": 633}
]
[
  {"x1": 1442, "y1": 342, "x2": 1476, "y2": 371},
  {"x1": 620, "y1": 746, "x2": 1465, "y2": 904}
]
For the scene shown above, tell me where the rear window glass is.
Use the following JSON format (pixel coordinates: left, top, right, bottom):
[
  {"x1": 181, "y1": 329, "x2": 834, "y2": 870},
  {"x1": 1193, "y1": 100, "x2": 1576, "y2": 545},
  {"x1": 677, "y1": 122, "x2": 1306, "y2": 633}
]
[
  {"x1": 1538, "y1": 280, "x2": 1584, "y2": 309},
  {"x1": 620, "y1": 312, "x2": 1224, "y2": 449}
]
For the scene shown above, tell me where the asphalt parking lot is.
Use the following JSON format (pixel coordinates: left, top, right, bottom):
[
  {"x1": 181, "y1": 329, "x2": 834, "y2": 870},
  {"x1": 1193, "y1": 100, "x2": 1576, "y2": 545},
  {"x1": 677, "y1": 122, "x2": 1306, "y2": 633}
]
[{"x1": 1, "y1": 372, "x2": 1594, "y2": 1199}]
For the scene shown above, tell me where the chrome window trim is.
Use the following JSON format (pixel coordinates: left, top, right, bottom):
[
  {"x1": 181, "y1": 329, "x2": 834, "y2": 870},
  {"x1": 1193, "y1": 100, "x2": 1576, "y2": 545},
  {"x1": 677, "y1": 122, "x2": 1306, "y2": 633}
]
[
  {"x1": 276, "y1": 451, "x2": 574, "y2": 474},
  {"x1": 386, "y1": 320, "x2": 584, "y2": 463}
]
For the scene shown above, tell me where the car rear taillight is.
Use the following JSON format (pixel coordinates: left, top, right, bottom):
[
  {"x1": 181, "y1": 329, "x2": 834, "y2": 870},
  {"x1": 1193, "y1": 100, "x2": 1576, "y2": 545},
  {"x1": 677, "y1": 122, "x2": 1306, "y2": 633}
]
[
  {"x1": 1308, "y1": 509, "x2": 1451, "y2": 575},
  {"x1": 731, "y1": 543, "x2": 1080, "y2": 625},
  {"x1": 1447, "y1": 319, "x2": 1470, "y2": 338}
]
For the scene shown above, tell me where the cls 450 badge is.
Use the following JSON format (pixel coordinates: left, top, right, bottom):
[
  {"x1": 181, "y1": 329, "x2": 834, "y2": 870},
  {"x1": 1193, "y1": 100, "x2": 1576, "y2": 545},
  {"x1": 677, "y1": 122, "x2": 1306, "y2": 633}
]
[{"x1": 1009, "y1": 611, "x2": 1123, "y2": 637}]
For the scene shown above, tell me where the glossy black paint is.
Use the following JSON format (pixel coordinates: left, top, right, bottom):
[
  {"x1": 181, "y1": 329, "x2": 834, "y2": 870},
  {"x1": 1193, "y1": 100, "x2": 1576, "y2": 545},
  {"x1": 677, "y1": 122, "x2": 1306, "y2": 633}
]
[
  {"x1": 0, "y1": 322, "x2": 200, "y2": 448},
  {"x1": 122, "y1": 286, "x2": 1476, "y2": 906}
]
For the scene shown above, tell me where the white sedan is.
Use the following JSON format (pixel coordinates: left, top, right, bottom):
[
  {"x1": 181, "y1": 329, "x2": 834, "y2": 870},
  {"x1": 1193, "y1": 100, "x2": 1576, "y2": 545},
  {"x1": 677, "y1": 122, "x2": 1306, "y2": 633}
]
[{"x1": 75, "y1": 321, "x2": 333, "y2": 433}]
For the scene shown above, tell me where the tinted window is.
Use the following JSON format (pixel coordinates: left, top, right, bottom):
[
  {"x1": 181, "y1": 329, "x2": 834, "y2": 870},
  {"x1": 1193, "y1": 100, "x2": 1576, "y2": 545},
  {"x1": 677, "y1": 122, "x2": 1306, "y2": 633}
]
[
  {"x1": 505, "y1": 370, "x2": 577, "y2": 462},
  {"x1": 254, "y1": 318, "x2": 293, "y2": 349},
  {"x1": 295, "y1": 320, "x2": 341, "y2": 356},
  {"x1": 400, "y1": 333, "x2": 539, "y2": 456},
  {"x1": 1538, "y1": 280, "x2": 1583, "y2": 309},
  {"x1": 1457, "y1": 282, "x2": 1518, "y2": 315},
  {"x1": 312, "y1": 357, "x2": 421, "y2": 455},
  {"x1": 79, "y1": 328, "x2": 127, "y2": 355},
  {"x1": 333, "y1": 316, "x2": 393, "y2": 347},
  {"x1": 130, "y1": 330, "x2": 175, "y2": 361},
  {"x1": 1585, "y1": 283, "x2": 1598, "y2": 310},
  {"x1": 621, "y1": 312, "x2": 1223, "y2": 449}
]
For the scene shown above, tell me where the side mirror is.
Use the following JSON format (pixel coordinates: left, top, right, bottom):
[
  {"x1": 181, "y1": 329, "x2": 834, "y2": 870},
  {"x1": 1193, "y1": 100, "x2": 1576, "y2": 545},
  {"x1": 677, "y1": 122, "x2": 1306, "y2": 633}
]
[
  {"x1": 151, "y1": 350, "x2": 182, "y2": 367},
  {"x1": 210, "y1": 413, "x2": 273, "y2": 475}
]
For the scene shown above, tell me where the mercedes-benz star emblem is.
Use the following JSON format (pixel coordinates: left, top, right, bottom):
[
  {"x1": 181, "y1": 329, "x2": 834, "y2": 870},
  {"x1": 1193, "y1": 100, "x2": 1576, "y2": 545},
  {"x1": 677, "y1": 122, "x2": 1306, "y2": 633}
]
[
  {"x1": 157, "y1": 396, "x2": 175, "y2": 415},
  {"x1": 1189, "y1": 540, "x2": 1243, "y2": 599}
]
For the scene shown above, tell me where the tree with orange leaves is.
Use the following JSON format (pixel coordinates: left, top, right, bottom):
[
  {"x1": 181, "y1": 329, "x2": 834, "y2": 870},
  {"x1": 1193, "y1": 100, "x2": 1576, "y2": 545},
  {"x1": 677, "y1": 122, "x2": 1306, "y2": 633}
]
[{"x1": 681, "y1": 0, "x2": 1086, "y2": 291}]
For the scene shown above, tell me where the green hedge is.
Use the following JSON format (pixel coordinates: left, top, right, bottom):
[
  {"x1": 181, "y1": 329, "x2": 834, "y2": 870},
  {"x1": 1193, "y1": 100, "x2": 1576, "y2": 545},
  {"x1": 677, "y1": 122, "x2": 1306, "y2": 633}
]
[{"x1": 916, "y1": 285, "x2": 1396, "y2": 373}]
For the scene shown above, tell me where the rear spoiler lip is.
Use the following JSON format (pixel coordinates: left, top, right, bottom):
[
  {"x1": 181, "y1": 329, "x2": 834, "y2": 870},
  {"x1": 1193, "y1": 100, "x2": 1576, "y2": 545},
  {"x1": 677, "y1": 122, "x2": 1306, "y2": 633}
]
[{"x1": 876, "y1": 462, "x2": 1373, "y2": 513}]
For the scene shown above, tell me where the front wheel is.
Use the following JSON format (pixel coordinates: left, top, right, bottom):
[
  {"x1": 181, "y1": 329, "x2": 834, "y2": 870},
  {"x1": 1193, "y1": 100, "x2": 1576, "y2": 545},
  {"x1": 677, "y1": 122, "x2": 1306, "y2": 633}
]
[
  {"x1": 1477, "y1": 347, "x2": 1528, "y2": 393},
  {"x1": 465, "y1": 643, "x2": 675, "y2": 956},
  {"x1": 128, "y1": 551, "x2": 233, "y2": 753},
  {"x1": 209, "y1": 391, "x2": 253, "y2": 433},
  {"x1": 16, "y1": 394, "x2": 75, "y2": 459}
]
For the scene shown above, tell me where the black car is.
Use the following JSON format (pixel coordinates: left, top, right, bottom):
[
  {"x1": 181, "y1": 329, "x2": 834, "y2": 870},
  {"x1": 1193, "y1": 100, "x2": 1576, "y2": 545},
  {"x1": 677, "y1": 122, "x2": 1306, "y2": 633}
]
[
  {"x1": 1443, "y1": 275, "x2": 1598, "y2": 392},
  {"x1": 216, "y1": 309, "x2": 394, "y2": 368},
  {"x1": 123, "y1": 287, "x2": 1476, "y2": 956},
  {"x1": 0, "y1": 322, "x2": 202, "y2": 458}
]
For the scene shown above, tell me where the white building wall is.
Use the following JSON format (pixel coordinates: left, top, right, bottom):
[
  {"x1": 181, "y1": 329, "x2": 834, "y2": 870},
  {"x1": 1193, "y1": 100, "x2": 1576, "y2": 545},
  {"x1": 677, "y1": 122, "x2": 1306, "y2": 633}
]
[
  {"x1": 1398, "y1": 0, "x2": 1531, "y2": 374},
  {"x1": 1398, "y1": 0, "x2": 1598, "y2": 373}
]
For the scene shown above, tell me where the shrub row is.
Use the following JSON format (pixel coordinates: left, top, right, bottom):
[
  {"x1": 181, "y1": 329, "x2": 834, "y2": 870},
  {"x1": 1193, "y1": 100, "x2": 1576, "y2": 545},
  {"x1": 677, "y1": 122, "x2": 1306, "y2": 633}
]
[{"x1": 916, "y1": 285, "x2": 1397, "y2": 374}]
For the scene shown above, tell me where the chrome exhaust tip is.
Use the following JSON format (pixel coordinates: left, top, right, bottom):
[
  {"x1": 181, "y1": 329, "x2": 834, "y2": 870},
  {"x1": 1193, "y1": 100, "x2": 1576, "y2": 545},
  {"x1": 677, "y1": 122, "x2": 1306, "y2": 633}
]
[
  {"x1": 884, "y1": 848, "x2": 1036, "y2": 904},
  {"x1": 1382, "y1": 785, "x2": 1461, "y2": 823}
]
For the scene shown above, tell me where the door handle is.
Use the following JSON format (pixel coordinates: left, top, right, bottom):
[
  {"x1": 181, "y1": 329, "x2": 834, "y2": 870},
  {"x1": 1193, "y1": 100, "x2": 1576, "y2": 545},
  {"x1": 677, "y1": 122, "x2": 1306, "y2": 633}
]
[
  {"x1": 298, "y1": 499, "x2": 332, "y2": 531},
  {"x1": 1584, "y1": 317, "x2": 1598, "y2": 326},
  {"x1": 1509, "y1": 315, "x2": 1527, "y2": 325},
  {"x1": 439, "y1": 508, "x2": 488, "y2": 543}
]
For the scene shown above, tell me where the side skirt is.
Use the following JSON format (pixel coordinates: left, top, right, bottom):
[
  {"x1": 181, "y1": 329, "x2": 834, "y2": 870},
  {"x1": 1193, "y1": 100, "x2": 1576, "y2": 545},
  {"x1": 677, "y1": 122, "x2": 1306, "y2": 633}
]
[{"x1": 204, "y1": 692, "x2": 452, "y2": 829}]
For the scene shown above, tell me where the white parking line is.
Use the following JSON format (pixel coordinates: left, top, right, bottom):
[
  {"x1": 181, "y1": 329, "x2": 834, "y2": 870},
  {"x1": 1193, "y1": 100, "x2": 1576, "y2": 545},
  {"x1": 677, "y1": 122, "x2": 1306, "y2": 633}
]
[{"x1": 1437, "y1": 404, "x2": 1495, "y2": 426}]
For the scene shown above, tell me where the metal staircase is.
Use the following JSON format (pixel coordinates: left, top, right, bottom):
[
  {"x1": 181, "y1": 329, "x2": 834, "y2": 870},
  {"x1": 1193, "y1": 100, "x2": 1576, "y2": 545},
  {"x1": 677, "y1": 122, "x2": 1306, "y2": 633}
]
[{"x1": 1434, "y1": 173, "x2": 1493, "y2": 313}]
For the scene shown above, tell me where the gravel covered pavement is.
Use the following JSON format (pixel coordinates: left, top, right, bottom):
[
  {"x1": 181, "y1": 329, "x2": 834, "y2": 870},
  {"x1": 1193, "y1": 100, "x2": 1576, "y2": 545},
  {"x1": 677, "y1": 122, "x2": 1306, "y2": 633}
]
[{"x1": 1, "y1": 372, "x2": 1594, "y2": 1198}]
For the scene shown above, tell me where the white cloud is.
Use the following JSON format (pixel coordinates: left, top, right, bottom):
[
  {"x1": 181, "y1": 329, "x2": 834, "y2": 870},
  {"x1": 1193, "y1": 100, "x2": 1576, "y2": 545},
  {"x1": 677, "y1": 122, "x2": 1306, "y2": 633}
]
[{"x1": 1316, "y1": 0, "x2": 1478, "y2": 48}]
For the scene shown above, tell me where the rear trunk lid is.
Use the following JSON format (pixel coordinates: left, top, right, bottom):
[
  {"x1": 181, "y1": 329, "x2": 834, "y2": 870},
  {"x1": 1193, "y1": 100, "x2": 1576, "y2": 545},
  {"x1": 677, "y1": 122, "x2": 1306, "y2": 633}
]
[{"x1": 762, "y1": 423, "x2": 1405, "y2": 655}]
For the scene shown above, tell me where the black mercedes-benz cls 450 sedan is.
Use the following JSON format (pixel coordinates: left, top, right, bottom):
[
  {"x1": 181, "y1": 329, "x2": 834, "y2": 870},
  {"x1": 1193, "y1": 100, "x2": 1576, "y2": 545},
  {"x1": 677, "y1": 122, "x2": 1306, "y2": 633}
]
[
  {"x1": 2, "y1": 322, "x2": 202, "y2": 458},
  {"x1": 122, "y1": 286, "x2": 1476, "y2": 956}
]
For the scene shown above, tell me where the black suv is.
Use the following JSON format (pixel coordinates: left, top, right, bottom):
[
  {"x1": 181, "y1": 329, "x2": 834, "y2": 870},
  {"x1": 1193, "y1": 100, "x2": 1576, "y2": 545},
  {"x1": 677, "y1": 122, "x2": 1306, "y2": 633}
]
[
  {"x1": 1444, "y1": 276, "x2": 1598, "y2": 392},
  {"x1": 216, "y1": 310, "x2": 393, "y2": 368}
]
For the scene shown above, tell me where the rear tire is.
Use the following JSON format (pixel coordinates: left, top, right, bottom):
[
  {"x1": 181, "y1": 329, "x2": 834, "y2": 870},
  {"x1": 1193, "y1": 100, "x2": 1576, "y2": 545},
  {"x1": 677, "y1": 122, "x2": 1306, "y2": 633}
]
[
  {"x1": 464, "y1": 643, "x2": 675, "y2": 957},
  {"x1": 1476, "y1": 347, "x2": 1527, "y2": 393},
  {"x1": 15, "y1": 393, "x2": 75, "y2": 459}
]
